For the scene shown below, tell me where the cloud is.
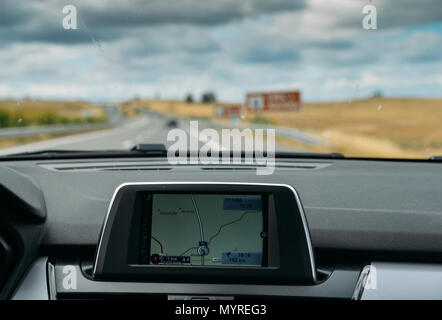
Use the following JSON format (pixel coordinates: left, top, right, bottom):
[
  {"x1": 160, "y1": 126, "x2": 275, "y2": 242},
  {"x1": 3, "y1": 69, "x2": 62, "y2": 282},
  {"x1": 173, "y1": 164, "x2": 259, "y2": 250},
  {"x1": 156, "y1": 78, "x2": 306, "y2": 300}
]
[
  {"x1": 398, "y1": 32, "x2": 442, "y2": 63},
  {"x1": 0, "y1": 0, "x2": 441, "y2": 102},
  {"x1": 376, "y1": 0, "x2": 442, "y2": 29},
  {"x1": 0, "y1": 0, "x2": 307, "y2": 46},
  {"x1": 312, "y1": 0, "x2": 442, "y2": 30},
  {"x1": 235, "y1": 42, "x2": 300, "y2": 64},
  {"x1": 75, "y1": 0, "x2": 307, "y2": 27},
  {"x1": 0, "y1": 1, "x2": 31, "y2": 27}
]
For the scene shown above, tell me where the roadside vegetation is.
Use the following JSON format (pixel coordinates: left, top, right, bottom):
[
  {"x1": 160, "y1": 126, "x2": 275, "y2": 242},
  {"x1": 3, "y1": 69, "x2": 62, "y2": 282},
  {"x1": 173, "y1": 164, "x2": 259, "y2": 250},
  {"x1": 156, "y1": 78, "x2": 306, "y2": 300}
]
[{"x1": 0, "y1": 99, "x2": 107, "y2": 128}]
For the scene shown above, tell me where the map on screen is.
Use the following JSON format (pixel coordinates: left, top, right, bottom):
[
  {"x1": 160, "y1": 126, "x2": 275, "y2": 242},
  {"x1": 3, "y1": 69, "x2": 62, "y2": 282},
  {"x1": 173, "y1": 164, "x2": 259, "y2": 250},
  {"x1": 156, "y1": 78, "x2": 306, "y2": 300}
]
[{"x1": 144, "y1": 193, "x2": 265, "y2": 266}]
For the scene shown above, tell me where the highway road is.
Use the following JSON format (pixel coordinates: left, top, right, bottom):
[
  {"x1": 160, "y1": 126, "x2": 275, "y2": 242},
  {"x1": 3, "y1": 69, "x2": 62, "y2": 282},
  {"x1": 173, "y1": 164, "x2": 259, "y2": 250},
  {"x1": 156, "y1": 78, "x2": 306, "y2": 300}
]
[{"x1": 0, "y1": 113, "x2": 306, "y2": 155}]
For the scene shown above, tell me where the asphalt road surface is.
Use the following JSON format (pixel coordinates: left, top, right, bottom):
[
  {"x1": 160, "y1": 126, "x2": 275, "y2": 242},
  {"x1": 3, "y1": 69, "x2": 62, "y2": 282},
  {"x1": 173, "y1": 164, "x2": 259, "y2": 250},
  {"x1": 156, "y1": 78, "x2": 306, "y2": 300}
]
[{"x1": 0, "y1": 113, "x2": 303, "y2": 155}]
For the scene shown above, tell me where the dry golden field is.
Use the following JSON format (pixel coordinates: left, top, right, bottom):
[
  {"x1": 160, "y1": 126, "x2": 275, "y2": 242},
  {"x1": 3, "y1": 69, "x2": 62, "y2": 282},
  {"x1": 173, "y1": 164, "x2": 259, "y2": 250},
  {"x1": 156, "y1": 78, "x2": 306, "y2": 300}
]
[
  {"x1": 0, "y1": 99, "x2": 107, "y2": 126},
  {"x1": 124, "y1": 97, "x2": 442, "y2": 158},
  {"x1": 262, "y1": 98, "x2": 442, "y2": 158}
]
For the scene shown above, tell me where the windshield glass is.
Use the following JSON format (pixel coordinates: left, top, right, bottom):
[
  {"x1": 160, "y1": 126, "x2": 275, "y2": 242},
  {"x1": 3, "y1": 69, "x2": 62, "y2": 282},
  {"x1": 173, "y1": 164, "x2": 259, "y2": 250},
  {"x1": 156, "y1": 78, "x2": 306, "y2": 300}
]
[{"x1": 0, "y1": 0, "x2": 441, "y2": 159}]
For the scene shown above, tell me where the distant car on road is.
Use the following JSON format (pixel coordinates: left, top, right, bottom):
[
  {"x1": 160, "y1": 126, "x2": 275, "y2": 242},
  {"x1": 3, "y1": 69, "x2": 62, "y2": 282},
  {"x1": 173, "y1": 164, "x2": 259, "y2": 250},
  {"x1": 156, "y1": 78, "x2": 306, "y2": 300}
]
[{"x1": 165, "y1": 119, "x2": 178, "y2": 128}]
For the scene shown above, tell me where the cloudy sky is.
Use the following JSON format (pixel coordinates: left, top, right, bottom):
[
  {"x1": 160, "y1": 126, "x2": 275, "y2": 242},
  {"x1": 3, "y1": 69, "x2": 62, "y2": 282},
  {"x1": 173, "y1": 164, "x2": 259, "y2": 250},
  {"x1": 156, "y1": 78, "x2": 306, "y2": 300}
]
[{"x1": 0, "y1": 0, "x2": 441, "y2": 102}]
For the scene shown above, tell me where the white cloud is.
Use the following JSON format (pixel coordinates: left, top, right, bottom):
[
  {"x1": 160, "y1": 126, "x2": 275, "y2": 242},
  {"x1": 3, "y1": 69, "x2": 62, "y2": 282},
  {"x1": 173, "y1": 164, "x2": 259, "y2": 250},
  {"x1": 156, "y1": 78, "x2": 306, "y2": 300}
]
[{"x1": 0, "y1": 0, "x2": 441, "y2": 102}]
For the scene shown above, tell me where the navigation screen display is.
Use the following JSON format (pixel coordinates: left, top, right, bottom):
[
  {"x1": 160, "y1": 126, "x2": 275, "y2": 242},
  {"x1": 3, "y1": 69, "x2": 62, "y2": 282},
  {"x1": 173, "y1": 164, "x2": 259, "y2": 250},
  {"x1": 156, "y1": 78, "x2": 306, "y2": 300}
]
[{"x1": 139, "y1": 193, "x2": 267, "y2": 267}]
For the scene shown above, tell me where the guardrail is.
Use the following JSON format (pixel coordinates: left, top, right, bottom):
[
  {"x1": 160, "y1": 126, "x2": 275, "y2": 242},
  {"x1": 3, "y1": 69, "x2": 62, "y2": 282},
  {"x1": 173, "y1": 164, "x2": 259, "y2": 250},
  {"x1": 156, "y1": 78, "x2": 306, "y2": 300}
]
[
  {"x1": 128, "y1": 109, "x2": 326, "y2": 146},
  {"x1": 191, "y1": 117, "x2": 325, "y2": 146},
  {"x1": 140, "y1": 110, "x2": 325, "y2": 146},
  {"x1": 0, "y1": 103, "x2": 126, "y2": 140},
  {"x1": 0, "y1": 122, "x2": 112, "y2": 139}
]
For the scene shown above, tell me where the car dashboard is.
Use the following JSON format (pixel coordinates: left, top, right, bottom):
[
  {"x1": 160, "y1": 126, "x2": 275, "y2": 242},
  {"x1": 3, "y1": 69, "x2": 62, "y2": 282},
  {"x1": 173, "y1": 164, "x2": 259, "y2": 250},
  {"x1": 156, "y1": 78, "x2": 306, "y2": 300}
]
[{"x1": 1, "y1": 156, "x2": 441, "y2": 300}]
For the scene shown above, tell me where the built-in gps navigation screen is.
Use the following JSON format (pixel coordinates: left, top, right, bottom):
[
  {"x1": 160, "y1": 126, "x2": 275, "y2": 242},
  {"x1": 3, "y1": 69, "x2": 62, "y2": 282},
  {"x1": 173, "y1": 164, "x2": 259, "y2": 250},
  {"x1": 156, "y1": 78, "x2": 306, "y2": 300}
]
[{"x1": 139, "y1": 193, "x2": 267, "y2": 267}]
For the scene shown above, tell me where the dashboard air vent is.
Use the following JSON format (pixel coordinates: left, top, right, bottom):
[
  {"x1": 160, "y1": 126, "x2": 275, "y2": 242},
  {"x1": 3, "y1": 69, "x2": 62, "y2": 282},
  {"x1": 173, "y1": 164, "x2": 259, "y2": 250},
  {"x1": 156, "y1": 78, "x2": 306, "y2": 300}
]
[{"x1": 39, "y1": 161, "x2": 330, "y2": 172}]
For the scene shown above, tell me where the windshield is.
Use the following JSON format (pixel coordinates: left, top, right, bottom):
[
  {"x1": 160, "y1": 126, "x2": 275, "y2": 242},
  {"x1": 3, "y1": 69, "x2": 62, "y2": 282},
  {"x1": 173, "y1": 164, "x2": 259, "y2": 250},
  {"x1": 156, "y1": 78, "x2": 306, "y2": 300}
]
[{"x1": 0, "y1": 0, "x2": 441, "y2": 159}]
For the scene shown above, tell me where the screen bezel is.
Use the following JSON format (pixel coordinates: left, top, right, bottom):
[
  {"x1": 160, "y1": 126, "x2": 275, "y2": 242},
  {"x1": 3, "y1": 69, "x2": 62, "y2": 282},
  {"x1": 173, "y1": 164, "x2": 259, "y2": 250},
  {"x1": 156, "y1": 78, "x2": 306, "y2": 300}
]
[
  {"x1": 93, "y1": 182, "x2": 317, "y2": 284},
  {"x1": 132, "y1": 191, "x2": 270, "y2": 267}
]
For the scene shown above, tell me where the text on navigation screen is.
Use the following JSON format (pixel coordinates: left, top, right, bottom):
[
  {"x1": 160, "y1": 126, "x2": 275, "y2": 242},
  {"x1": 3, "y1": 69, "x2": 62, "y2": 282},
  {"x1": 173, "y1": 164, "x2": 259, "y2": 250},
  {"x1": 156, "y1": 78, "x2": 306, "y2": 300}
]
[{"x1": 139, "y1": 193, "x2": 266, "y2": 267}]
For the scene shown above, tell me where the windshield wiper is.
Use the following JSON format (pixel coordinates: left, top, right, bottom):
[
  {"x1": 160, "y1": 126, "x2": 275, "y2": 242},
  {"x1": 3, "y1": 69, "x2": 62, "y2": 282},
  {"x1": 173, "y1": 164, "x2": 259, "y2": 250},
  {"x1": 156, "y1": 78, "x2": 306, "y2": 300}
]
[
  {"x1": 2, "y1": 147, "x2": 441, "y2": 162},
  {"x1": 274, "y1": 152, "x2": 344, "y2": 159},
  {"x1": 0, "y1": 144, "x2": 169, "y2": 159},
  {"x1": 0, "y1": 146, "x2": 343, "y2": 160},
  {"x1": 3, "y1": 149, "x2": 93, "y2": 156}
]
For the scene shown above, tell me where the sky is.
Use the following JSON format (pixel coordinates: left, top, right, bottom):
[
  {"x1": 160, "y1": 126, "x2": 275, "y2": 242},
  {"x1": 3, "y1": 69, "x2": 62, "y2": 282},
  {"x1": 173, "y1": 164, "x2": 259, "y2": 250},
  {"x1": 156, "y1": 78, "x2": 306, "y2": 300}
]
[{"x1": 0, "y1": 0, "x2": 441, "y2": 103}]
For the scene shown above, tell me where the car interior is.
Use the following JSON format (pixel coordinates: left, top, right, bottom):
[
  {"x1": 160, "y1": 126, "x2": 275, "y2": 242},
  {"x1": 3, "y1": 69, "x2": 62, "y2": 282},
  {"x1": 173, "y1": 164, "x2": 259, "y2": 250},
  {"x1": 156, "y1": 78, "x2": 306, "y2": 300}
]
[
  {"x1": 1, "y1": 151, "x2": 441, "y2": 300},
  {"x1": 1, "y1": 0, "x2": 442, "y2": 307}
]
